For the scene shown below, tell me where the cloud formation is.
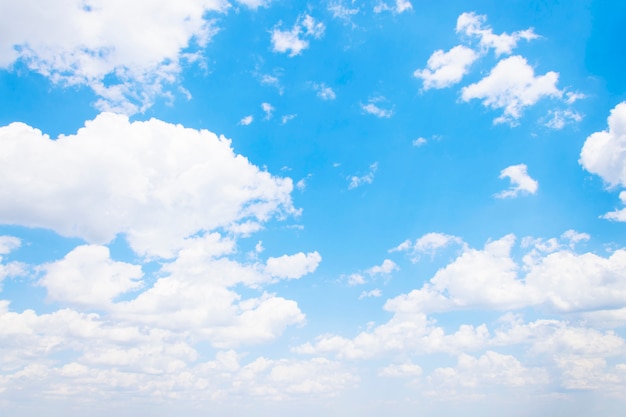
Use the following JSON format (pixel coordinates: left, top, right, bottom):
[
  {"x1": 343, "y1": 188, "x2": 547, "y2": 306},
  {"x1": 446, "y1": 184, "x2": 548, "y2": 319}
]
[{"x1": 496, "y1": 164, "x2": 539, "y2": 198}]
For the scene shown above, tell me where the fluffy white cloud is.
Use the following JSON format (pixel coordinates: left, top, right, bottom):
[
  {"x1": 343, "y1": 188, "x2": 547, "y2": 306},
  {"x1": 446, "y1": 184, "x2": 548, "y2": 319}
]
[
  {"x1": 414, "y1": 45, "x2": 478, "y2": 90},
  {"x1": 359, "y1": 289, "x2": 382, "y2": 299},
  {"x1": 265, "y1": 252, "x2": 322, "y2": 279},
  {"x1": 580, "y1": 102, "x2": 626, "y2": 188},
  {"x1": 271, "y1": 14, "x2": 325, "y2": 57},
  {"x1": 0, "y1": 0, "x2": 226, "y2": 113},
  {"x1": 39, "y1": 245, "x2": 143, "y2": 309},
  {"x1": 496, "y1": 163, "x2": 538, "y2": 198},
  {"x1": 461, "y1": 56, "x2": 562, "y2": 124},
  {"x1": 361, "y1": 97, "x2": 394, "y2": 118},
  {"x1": 262, "y1": 102, "x2": 275, "y2": 119},
  {"x1": 456, "y1": 12, "x2": 538, "y2": 56},
  {"x1": 348, "y1": 162, "x2": 378, "y2": 189},
  {"x1": 386, "y1": 233, "x2": 626, "y2": 316},
  {"x1": 0, "y1": 113, "x2": 296, "y2": 258}
]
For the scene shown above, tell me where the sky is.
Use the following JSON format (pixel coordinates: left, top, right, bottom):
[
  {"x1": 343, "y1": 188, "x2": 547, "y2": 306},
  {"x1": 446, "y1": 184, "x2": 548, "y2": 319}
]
[{"x1": 1, "y1": 0, "x2": 626, "y2": 416}]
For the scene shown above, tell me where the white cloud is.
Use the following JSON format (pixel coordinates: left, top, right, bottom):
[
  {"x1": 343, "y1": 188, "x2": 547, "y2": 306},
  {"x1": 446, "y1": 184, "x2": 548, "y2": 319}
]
[
  {"x1": 390, "y1": 232, "x2": 464, "y2": 262},
  {"x1": 359, "y1": 289, "x2": 382, "y2": 299},
  {"x1": 0, "y1": 113, "x2": 297, "y2": 258},
  {"x1": 496, "y1": 164, "x2": 538, "y2": 198},
  {"x1": 262, "y1": 102, "x2": 275, "y2": 119},
  {"x1": 361, "y1": 97, "x2": 393, "y2": 118},
  {"x1": 580, "y1": 102, "x2": 626, "y2": 188},
  {"x1": 428, "y1": 351, "x2": 548, "y2": 393},
  {"x1": 0, "y1": 236, "x2": 20, "y2": 255},
  {"x1": 602, "y1": 191, "x2": 626, "y2": 222},
  {"x1": 0, "y1": 236, "x2": 25, "y2": 288},
  {"x1": 239, "y1": 115, "x2": 254, "y2": 125},
  {"x1": 312, "y1": 82, "x2": 336, "y2": 100},
  {"x1": 265, "y1": 252, "x2": 322, "y2": 279},
  {"x1": 328, "y1": 2, "x2": 360, "y2": 23},
  {"x1": 348, "y1": 162, "x2": 379, "y2": 189},
  {"x1": 271, "y1": 14, "x2": 325, "y2": 57},
  {"x1": 347, "y1": 273, "x2": 366, "y2": 286},
  {"x1": 39, "y1": 245, "x2": 143, "y2": 309},
  {"x1": 414, "y1": 45, "x2": 479, "y2": 90},
  {"x1": 461, "y1": 56, "x2": 562, "y2": 124},
  {"x1": 366, "y1": 259, "x2": 399, "y2": 276},
  {"x1": 0, "y1": 0, "x2": 226, "y2": 114},
  {"x1": 379, "y1": 362, "x2": 422, "y2": 377},
  {"x1": 412, "y1": 137, "x2": 427, "y2": 146},
  {"x1": 281, "y1": 114, "x2": 297, "y2": 124},
  {"x1": 545, "y1": 109, "x2": 583, "y2": 129},
  {"x1": 456, "y1": 12, "x2": 538, "y2": 56},
  {"x1": 374, "y1": 0, "x2": 413, "y2": 14}
]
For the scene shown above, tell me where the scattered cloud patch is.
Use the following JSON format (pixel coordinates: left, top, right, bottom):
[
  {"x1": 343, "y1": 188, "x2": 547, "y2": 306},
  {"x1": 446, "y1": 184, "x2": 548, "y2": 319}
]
[
  {"x1": 281, "y1": 114, "x2": 297, "y2": 124},
  {"x1": 461, "y1": 56, "x2": 562, "y2": 125},
  {"x1": 348, "y1": 162, "x2": 379, "y2": 189},
  {"x1": 271, "y1": 14, "x2": 325, "y2": 57},
  {"x1": 365, "y1": 259, "x2": 399, "y2": 276},
  {"x1": 391, "y1": 232, "x2": 465, "y2": 262},
  {"x1": 359, "y1": 289, "x2": 382, "y2": 299},
  {"x1": 328, "y1": 2, "x2": 360, "y2": 23},
  {"x1": 361, "y1": 97, "x2": 393, "y2": 118},
  {"x1": 239, "y1": 115, "x2": 254, "y2": 125},
  {"x1": 261, "y1": 102, "x2": 275, "y2": 119},
  {"x1": 0, "y1": 0, "x2": 226, "y2": 114},
  {"x1": 312, "y1": 82, "x2": 337, "y2": 100},
  {"x1": 414, "y1": 45, "x2": 478, "y2": 90},
  {"x1": 545, "y1": 109, "x2": 583, "y2": 129},
  {"x1": 602, "y1": 191, "x2": 626, "y2": 222},
  {"x1": 374, "y1": 0, "x2": 413, "y2": 14},
  {"x1": 456, "y1": 12, "x2": 538, "y2": 56},
  {"x1": 496, "y1": 164, "x2": 538, "y2": 198},
  {"x1": 236, "y1": 0, "x2": 271, "y2": 9}
]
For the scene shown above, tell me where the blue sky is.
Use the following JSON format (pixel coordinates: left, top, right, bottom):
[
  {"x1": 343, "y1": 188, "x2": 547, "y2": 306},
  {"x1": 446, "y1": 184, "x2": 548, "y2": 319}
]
[{"x1": 1, "y1": 1, "x2": 626, "y2": 416}]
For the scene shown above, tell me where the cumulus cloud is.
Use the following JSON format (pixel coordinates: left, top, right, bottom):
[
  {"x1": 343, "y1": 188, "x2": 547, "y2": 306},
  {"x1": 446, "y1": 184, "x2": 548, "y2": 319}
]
[
  {"x1": 0, "y1": 236, "x2": 25, "y2": 288},
  {"x1": 545, "y1": 109, "x2": 583, "y2": 129},
  {"x1": 0, "y1": 113, "x2": 297, "y2": 258},
  {"x1": 414, "y1": 45, "x2": 478, "y2": 90},
  {"x1": 366, "y1": 259, "x2": 399, "y2": 276},
  {"x1": 496, "y1": 164, "x2": 538, "y2": 198},
  {"x1": 271, "y1": 14, "x2": 325, "y2": 57},
  {"x1": 456, "y1": 12, "x2": 538, "y2": 56},
  {"x1": 0, "y1": 0, "x2": 226, "y2": 114},
  {"x1": 39, "y1": 245, "x2": 143, "y2": 309},
  {"x1": 461, "y1": 56, "x2": 561, "y2": 125},
  {"x1": 359, "y1": 289, "x2": 382, "y2": 299},
  {"x1": 390, "y1": 232, "x2": 464, "y2": 262},
  {"x1": 580, "y1": 102, "x2": 626, "y2": 189},
  {"x1": 265, "y1": 252, "x2": 322, "y2": 279},
  {"x1": 262, "y1": 102, "x2": 275, "y2": 119},
  {"x1": 348, "y1": 162, "x2": 379, "y2": 189}
]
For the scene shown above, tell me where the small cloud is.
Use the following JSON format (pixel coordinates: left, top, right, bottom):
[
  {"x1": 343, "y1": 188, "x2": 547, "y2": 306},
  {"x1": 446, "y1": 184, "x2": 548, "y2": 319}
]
[
  {"x1": 361, "y1": 97, "x2": 393, "y2": 118},
  {"x1": 281, "y1": 114, "x2": 297, "y2": 124},
  {"x1": 601, "y1": 191, "x2": 626, "y2": 222},
  {"x1": 565, "y1": 91, "x2": 586, "y2": 104},
  {"x1": 359, "y1": 289, "x2": 382, "y2": 299},
  {"x1": 347, "y1": 273, "x2": 366, "y2": 286},
  {"x1": 456, "y1": 12, "x2": 538, "y2": 56},
  {"x1": 366, "y1": 259, "x2": 399, "y2": 276},
  {"x1": 414, "y1": 45, "x2": 478, "y2": 90},
  {"x1": 261, "y1": 102, "x2": 274, "y2": 119},
  {"x1": 328, "y1": 2, "x2": 359, "y2": 23},
  {"x1": 312, "y1": 82, "x2": 336, "y2": 100},
  {"x1": 545, "y1": 109, "x2": 583, "y2": 129},
  {"x1": 374, "y1": 0, "x2": 413, "y2": 14},
  {"x1": 255, "y1": 240, "x2": 264, "y2": 253},
  {"x1": 412, "y1": 137, "x2": 427, "y2": 147},
  {"x1": 239, "y1": 115, "x2": 254, "y2": 125},
  {"x1": 348, "y1": 162, "x2": 378, "y2": 189},
  {"x1": 271, "y1": 14, "x2": 325, "y2": 57},
  {"x1": 496, "y1": 163, "x2": 538, "y2": 198}
]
